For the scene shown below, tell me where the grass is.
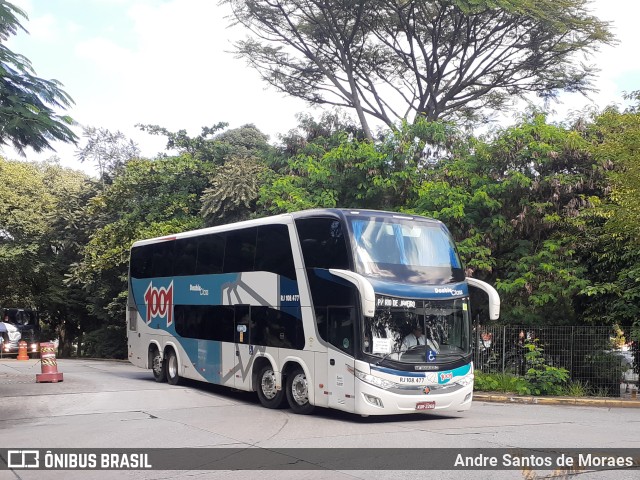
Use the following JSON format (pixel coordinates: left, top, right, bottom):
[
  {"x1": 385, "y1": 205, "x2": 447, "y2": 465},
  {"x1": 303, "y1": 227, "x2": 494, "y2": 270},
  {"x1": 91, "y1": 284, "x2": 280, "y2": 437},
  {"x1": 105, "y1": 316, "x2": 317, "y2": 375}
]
[{"x1": 562, "y1": 380, "x2": 591, "y2": 397}]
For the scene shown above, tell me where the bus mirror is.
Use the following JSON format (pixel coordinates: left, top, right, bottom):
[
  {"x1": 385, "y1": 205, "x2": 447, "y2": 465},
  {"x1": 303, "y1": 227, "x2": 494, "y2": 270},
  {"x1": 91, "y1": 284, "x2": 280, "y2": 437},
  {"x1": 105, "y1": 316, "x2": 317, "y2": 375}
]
[
  {"x1": 328, "y1": 269, "x2": 376, "y2": 318},
  {"x1": 466, "y1": 277, "x2": 500, "y2": 320}
]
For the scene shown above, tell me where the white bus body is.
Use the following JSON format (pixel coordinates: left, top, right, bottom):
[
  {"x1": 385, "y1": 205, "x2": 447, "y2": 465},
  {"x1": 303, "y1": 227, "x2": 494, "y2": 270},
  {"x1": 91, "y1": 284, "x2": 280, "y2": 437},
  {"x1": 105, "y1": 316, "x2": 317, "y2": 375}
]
[{"x1": 127, "y1": 209, "x2": 499, "y2": 416}]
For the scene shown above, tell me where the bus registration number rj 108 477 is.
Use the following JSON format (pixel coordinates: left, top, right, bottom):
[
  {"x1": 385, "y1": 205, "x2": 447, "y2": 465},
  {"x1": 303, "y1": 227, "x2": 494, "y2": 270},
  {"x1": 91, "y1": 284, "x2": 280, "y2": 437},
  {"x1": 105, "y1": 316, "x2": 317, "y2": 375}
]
[{"x1": 415, "y1": 401, "x2": 436, "y2": 410}]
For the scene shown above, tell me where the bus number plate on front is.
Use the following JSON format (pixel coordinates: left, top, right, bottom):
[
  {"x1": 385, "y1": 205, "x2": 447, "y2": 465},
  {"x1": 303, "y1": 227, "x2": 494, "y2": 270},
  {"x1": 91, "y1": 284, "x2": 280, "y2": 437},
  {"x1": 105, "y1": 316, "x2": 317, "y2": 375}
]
[{"x1": 415, "y1": 401, "x2": 435, "y2": 411}]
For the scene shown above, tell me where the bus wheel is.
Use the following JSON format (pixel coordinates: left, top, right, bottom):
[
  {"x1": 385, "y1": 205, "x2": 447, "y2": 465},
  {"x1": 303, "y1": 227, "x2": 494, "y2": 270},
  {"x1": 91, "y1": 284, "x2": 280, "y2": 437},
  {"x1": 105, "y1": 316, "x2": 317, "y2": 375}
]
[
  {"x1": 256, "y1": 364, "x2": 286, "y2": 409},
  {"x1": 286, "y1": 366, "x2": 314, "y2": 415},
  {"x1": 152, "y1": 350, "x2": 166, "y2": 383},
  {"x1": 166, "y1": 350, "x2": 181, "y2": 386}
]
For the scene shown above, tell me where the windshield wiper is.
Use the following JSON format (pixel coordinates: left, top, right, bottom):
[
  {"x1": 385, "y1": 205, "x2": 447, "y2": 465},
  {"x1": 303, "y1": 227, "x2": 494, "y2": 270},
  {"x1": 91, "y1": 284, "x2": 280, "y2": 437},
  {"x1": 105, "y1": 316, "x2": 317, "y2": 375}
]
[{"x1": 374, "y1": 349, "x2": 404, "y2": 365}]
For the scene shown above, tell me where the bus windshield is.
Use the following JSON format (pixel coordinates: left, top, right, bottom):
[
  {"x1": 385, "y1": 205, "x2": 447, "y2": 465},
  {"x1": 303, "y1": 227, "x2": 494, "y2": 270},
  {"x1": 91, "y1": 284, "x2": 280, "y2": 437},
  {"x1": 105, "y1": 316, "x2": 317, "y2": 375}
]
[
  {"x1": 363, "y1": 298, "x2": 471, "y2": 364},
  {"x1": 348, "y1": 216, "x2": 464, "y2": 284}
]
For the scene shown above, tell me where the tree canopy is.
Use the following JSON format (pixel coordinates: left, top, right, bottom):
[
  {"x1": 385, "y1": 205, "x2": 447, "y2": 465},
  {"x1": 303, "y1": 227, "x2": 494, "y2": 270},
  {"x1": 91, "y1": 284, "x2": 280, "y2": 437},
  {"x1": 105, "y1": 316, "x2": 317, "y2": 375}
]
[
  {"x1": 0, "y1": 0, "x2": 77, "y2": 153},
  {"x1": 225, "y1": 0, "x2": 613, "y2": 136}
]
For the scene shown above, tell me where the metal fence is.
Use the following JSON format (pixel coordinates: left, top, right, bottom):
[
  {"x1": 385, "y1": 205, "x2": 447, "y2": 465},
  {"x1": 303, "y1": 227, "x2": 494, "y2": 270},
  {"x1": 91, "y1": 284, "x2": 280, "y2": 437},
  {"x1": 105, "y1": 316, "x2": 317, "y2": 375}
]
[{"x1": 472, "y1": 324, "x2": 639, "y2": 397}]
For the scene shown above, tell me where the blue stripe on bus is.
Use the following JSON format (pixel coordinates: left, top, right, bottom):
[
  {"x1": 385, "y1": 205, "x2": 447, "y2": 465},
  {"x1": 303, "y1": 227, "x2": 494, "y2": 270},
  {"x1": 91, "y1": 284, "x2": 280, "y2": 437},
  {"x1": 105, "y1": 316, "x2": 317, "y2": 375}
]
[
  {"x1": 370, "y1": 366, "x2": 426, "y2": 377},
  {"x1": 131, "y1": 273, "x2": 302, "y2": 323},
  {"x1": 371, "y1": 363, "x2": 471, "y2": 383},
  {"x1": 177, "y1": 338, "x2": 222, "y2": 384},
  {"x1": 310, "y1": 269, "x2": 469, "y2": 300},
  {"x1": 366, "y1": 279, "x2": 469, "y2": 299}
]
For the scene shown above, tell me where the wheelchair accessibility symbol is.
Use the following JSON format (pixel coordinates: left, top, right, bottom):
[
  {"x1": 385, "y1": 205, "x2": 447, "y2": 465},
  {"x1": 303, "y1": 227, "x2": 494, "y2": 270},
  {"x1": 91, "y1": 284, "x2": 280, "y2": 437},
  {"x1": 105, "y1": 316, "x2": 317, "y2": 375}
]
[{"x1": 426, "y1": 350, "x2": 437, "y2": 362}]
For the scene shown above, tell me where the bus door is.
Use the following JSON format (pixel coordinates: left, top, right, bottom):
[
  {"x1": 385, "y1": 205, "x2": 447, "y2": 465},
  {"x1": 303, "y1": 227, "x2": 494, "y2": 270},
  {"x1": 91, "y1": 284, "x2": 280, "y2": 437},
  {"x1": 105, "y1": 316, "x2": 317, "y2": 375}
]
[{"x1": 327, "y1": 307, "x2": 356, "y2": 412}]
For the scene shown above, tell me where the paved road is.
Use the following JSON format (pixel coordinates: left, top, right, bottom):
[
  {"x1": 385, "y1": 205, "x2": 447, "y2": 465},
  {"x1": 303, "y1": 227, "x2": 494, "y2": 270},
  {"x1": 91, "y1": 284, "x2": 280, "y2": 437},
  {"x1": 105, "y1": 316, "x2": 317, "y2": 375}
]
[{"x1": 1, "y1": 359, "x2": 638, "y2": 480}]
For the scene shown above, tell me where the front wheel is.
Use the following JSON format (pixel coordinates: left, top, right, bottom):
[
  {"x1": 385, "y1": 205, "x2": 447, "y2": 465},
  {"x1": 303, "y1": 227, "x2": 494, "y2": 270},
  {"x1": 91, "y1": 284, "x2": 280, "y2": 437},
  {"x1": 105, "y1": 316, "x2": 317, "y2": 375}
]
[
  {"x1": 286, "y1": 366, "x2": 314, "y2": 414},
  {"x1": 166, "y1": 350, "x2": 181, "y2": 385},
  {"x1": 256, "y1": 364, "x2": 286, "y2": 409}
]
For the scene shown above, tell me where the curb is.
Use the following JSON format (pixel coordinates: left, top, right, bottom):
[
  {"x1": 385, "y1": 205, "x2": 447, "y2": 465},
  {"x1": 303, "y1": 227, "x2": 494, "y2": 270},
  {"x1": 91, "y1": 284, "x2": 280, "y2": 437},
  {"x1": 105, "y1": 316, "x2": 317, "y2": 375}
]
[{"x1": 474, "y1": 393, "x2": 640, "y2": 408}]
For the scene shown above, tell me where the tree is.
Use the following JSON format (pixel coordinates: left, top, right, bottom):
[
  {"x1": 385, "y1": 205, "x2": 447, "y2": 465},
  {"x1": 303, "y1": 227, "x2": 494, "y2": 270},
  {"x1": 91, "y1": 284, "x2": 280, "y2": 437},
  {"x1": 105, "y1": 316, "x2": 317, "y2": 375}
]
[
  {"x1": 76, "y1": 127, "x2": 140, "y2": 186},
  {"x1": 137, "y1": 123, "x2": 229, "y2": 163},
  {"x1": 410, "y1": 113, "x2": 611, "y2": 324},
  {"x1": 137, "y1": 123, "x2": 274, "y2": 165},
  {"x1": 0, "y1": 1, "x2": 76, "y2": 153},
  {"x1": 575, "y1": 94, "x2": 640, "y2": 327},
  {"x1": 200, "y1": 155, "x2": 268, "y2": 225},
  {"x1": 224, "y1": 0, "x2": 613, "y2": 136},
  {"x1": 0, "y1": 157, "x2": 95, "y2": 355},
  {"x1": 68, "y1": 156, "x2": 213, "y2": 330}
]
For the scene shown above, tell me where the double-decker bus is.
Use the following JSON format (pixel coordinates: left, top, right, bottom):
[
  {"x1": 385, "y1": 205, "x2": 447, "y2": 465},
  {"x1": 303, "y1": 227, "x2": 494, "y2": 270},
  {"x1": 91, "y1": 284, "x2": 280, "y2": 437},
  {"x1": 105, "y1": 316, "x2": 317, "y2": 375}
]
[{"x1": 127, "y1": 209, "x2": 499, "y2": 416}]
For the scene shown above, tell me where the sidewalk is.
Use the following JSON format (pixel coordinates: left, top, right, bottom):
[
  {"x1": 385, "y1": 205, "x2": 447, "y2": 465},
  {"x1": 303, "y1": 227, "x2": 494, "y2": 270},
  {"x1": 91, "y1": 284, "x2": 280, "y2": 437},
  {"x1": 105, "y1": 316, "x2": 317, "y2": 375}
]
[{"x1": 474, "y1": 392, "x2": 640, "y2": 408}]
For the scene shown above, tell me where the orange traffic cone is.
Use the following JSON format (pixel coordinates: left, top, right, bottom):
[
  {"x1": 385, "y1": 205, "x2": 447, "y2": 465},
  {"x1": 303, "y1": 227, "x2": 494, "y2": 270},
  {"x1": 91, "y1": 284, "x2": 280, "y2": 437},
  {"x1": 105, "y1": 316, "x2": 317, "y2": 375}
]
[
  {"x1": 36, "y1": 342, "x2": 63, "y2": 383},
  {"x1": 17, "y1": 340, "x2": 29, "y2": 361}
]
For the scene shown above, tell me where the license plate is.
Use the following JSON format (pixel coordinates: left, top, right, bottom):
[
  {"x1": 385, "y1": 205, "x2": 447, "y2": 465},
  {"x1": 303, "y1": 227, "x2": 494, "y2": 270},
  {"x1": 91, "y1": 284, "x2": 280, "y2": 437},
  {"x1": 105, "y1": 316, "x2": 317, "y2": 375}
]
[{"x1": 415, "y1": 401, "x2": 436, "y2": 411}]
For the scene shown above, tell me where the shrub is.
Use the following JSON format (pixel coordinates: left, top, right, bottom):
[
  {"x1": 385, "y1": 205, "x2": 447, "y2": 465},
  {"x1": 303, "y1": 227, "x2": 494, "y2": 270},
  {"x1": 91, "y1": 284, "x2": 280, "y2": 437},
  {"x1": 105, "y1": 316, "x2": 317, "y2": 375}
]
[
  {"x1": 523, "y1": 340, "x2": 569, "y2": 395},
  {"x1": 81, "y1": 325, "x2": 126, "y2": 359},
  {"x1": 474, "y1": 372, "x2": 530, "y2": 395}
]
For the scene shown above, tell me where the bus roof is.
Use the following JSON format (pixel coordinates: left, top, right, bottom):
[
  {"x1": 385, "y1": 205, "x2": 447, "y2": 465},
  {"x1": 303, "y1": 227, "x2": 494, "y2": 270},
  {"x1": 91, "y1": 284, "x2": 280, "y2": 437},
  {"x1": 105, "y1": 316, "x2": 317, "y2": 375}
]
[{"x1": 130, "y1": 209, "x2": 443, "y2": 248}]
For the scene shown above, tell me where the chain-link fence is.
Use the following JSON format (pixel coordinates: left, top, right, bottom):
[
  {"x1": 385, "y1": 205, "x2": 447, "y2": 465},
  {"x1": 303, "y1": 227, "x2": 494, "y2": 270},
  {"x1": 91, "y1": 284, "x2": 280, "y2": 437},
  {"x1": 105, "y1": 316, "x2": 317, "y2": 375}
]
[{"x1": 472, "y1": 324, "x2": 639, "y2": 397}]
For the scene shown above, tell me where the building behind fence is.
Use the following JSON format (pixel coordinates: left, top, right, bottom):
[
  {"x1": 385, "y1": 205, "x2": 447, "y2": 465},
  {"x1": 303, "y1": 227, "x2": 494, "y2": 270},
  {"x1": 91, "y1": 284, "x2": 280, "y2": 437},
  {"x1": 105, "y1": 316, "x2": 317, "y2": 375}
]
[{"x1": 472, "y1": 324, "x2": 639, "y2": 397}]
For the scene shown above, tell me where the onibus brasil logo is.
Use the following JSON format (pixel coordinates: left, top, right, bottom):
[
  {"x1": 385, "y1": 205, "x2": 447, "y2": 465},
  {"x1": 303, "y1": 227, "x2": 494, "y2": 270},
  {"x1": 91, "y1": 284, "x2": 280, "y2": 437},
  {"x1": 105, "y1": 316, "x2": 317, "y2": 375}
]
[{"x1": 144, "y1": 281, "x2": 173, "y2": 326}]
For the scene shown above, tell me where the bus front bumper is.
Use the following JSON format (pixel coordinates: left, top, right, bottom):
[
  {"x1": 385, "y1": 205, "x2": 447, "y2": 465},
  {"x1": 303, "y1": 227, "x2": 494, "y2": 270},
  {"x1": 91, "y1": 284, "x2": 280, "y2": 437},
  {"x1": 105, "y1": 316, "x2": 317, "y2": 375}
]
[{"x1": 354, "y1": 379, "x2": 474, "y2": 415}]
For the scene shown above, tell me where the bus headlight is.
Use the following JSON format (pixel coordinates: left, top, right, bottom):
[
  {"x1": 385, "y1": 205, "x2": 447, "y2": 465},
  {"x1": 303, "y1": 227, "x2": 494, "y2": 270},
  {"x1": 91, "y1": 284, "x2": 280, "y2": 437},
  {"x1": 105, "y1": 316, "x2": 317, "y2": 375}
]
[
  {"x1": 456, "y1": 374, "x2": 474, "y2": 387},
  {"x1": 355, "y1": 369, "x2": 398, "y2": 390}
]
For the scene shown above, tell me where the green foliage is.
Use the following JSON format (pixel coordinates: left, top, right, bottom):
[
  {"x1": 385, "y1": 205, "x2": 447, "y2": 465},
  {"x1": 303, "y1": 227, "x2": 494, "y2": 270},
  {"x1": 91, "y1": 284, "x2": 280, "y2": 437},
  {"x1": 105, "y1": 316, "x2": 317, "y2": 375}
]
[
  {"x1": 81, "y1": 324, "x2": 126, "y2": 359},
  {"x1": 200, "y1": 156, "x2": 268, "y2": 226},
  {"x1": 563, "y1": 380, "x2": 591, "y2": 397},
  {"x1": 137, "y1": 123, "x2": 228, "y2": 162},
  {"x1": 523, "y1": 341, "x2": 570, "y2": 395},
  {"x1": 474, "y1": 371, "x2": 531, "y2": 395},
  {"x1": 0, "y1": 1, "x2": 77, "y2": 153},
  {"x1": 575, "y1": 97, "x2": 640, "y2": 329},
  {"x1": 411, "y1": 114, "x2": 607, "y2": 324},
  {"x1": 137, "y1": 123, "x2": 273, "y2": 165},
  {"x1": 69, "y1": 156, "x2": 211, "y2": 325},
  {"x1": 76, "y1": 127, "x2": 140, "y2": 185},
  {"x1": 0, "y1": 157, "x2": 95, "y2": 355}
]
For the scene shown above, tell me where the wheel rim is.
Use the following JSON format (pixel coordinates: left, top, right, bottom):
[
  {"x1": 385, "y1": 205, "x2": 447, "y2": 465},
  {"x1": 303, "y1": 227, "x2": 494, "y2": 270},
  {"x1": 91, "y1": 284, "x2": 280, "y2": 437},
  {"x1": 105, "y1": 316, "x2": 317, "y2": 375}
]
[
  {"x1": 168, "y1": 354, "x2": 178, "y2": 378},
  {"x1": 261, "y1": 369, "x2": 278, "y2": 400},
  {"x1": 291, "y1": 373, "x2": 308, "y2": 405}
]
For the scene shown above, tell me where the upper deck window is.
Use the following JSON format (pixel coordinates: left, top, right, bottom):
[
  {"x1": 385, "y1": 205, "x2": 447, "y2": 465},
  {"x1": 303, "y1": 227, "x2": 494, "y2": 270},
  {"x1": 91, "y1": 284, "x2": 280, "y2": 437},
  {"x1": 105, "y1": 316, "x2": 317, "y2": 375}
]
[{"x1": 348, "y1": 216, "x2": 464, "y2": 284}]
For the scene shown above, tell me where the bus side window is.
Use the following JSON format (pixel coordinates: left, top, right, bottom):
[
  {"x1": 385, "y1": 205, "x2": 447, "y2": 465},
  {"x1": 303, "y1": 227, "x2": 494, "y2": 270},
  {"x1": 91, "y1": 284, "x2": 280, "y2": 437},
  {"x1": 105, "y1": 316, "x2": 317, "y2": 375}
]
[
  {"x1": 327, "y1": 307, "x2": 354, "y2": 355},
  {"x1": 173, "y1": 237, "x2": 198, "y2": 276},
  {"x1": 315, "y1": 307, "x2": 328, "y2": 343},
  {"x1": 130, "y1": 245, "x2": 153, "y2": 278},
  {"x1": 295, "y1": 217, "x2": 349, "y2": 269},
  {"x1": 255, "y1": 224, "x2": 296, "y2": 279},
  {"x1": 224, "y1": 228, "x2": 257, "y2": 274},
  {"x1": 196, "y1": 233, "x2": 225, "y2": 275},
  {"x1": 151, "y1": 241, "x2": 175, "y2": 278}
]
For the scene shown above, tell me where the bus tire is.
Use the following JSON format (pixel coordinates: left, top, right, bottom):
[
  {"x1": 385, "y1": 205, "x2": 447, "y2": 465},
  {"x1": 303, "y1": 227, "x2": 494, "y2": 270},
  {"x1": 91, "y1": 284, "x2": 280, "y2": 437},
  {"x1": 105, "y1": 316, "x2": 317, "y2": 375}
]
[
  {"x1": 151, "y1": 349, "x2": 166, "y2": 383},
  {"x1": 286, "y1": 365, "x2": 314, "y2": 415},
  {"x1": 256, "y1": 364, "x2": 286, "y2": 409},
  {"x1": 165, "y1": 349, "x2": 181, "y2": 386}
]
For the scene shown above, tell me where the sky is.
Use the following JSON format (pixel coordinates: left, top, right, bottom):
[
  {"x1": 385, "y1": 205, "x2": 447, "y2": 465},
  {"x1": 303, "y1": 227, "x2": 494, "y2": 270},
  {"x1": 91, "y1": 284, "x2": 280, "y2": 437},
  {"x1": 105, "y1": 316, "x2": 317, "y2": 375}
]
[{"x1": 2, "y1": 0, "x2": 640, "y2": 175}]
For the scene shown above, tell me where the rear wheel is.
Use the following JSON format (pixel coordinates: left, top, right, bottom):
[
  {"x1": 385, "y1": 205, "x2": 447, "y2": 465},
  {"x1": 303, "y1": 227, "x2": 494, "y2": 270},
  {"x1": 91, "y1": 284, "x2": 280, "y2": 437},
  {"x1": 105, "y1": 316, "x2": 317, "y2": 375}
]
[
  {"x1": 256, "y1": 364, "x2": 286, "y2": 409},
  {"x1": 166, "y1": 350, "x2": 181, "y2": 385},
  {"x1": 151, "y1": 349, "x2": 166, "y2": 382},
  {"x1": 286, "y1": 366, "x2": 314, "y2": 415}
]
